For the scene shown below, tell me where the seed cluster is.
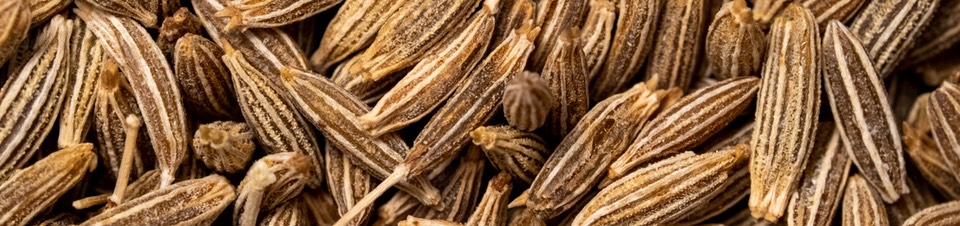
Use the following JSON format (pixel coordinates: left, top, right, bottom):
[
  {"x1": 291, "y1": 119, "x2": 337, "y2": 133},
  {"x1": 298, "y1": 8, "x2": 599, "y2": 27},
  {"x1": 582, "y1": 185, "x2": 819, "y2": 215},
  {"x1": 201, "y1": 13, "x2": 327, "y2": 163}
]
[{"x1": 1, "y1": 0, "x2": 960, "y2": 225}]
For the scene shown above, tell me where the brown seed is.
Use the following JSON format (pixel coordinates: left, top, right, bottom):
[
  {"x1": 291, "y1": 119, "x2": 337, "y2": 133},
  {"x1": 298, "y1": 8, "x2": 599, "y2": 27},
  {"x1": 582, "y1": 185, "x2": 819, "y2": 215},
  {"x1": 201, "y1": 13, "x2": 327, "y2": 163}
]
[
  {"x1": 822, "y1": 20, "x2": 908, "y2": 203},
  {"x1": 589, "y1": 0, "x2": 662, "y2": 102},
  {"x1": 465, "y1": 172, "x2": 513, "y2": 226},
  {"x1": 504, "y1": 71, "x2": 555, "y2": 131},
  {"x1": 59, "y1": 22, "x2": 107, "y2": 149},
  {"x1": 579, "y1": 0, "x2": 616, "y2": 80},
  {"x1": 330, "y1": 53, "x2": 407, "y2": 105},
  {"x1": 0, "y1": 144, "x2": 97, "y2": 225},
  {"x1": 798, "y1": 0, "x2": 868, "y2": 27},
  {"x1": 27, "y1": 0, "x2": 70, "y2": 26},
  {"x1": 902, "y1": 124, "x2": 960, "y2": 200},
  {"x1": 77, "y1": 0, "x2": 158, "y2": 27},
  {"x1": 528, "y1": 0, "x2": 588, "y2": 71},
  {"x1": 490, "y1": 0, "x2": 535, "y2": 50},
  {"x1": 470, "y1": 125, "x2": 549, "y2": 183},
  {"x1": 259, "y1": 199, "x2": 311, "y2": 226},
  {"x1": 359, "y1": 2, "x2": 497, "y2": 136},
  {"x1": 173, "y1": 33, "x2": 242, "y2": 120},
  {"x1": 347, "y1": 0, "x2": 481, "y2": 81},
  {"x1": 926, "y1": 82, "x2": 960, "y2": 188},
  {"x1": 903, "y1": 0, "x2": 960, "y2": 68},
  {"x1": 234, "y1": 152, "x2": 315, "y2": 226},
  {"x1": 749, "y1": 4, "x2": 821, "y2": 222},
  {"x1": 303, "y1": 189, "x2": 340, "y2": 226},
  {"x1": 215, "y1": 0, "x2": 342, "y2": 31},
  {"x1": 644, "y1": 0, "x2": 708, "y2": 90},
  {"x1": 192, "y1": 121, "x2": 255, "y2": 174},
  {"x1": 79, "y1": 175, "x2": 236, "y2": 225},
  {"x1": 93, "y1": 59, "x2": 152, "y2": 181},
  {"x1": 607, "y1": 76, "x2": 760, "y2": 184},
  {"x1": 325, "y1": 143, "x2": 374, "y2": 226},
  {"x1": 706, "y1": 0, "x2": 766, "y2": 80},
  {"x1": 0, "y1": 15, "x2": 72, "y2": 180},
  {"x1": 672, "y1": 159, "x2": 750, "y2": 226},
  {"x1": 157, "y1": 7, "x2": 203, "y2": 55},
  {"x1": 849, "y1": 0, "x2": 939, "y2": 78},
  {"x1": 0, "y1": 0, "x2": 30, "y2": 66},
  {"x1": 841, "y1": 174, "x2": 890, "y2": 226},
  {"x1": 309, "y1": 0, "x2": 407, "y2": 72},
  {"x1": 542, "y1": 28, "x2": 590, "y2": 139},
  {"x1": 786, "y1": 124, "x2": 852, "y2": 226},
  {"x1": 76, "y1": 4, "x2": 189, "y2": 187},
  {"x1": 410, "y1": 146, "x2": 486, "y2": 222},
  {"x1": 902, "y1": 200, "x2": 960, "y2": 226}
]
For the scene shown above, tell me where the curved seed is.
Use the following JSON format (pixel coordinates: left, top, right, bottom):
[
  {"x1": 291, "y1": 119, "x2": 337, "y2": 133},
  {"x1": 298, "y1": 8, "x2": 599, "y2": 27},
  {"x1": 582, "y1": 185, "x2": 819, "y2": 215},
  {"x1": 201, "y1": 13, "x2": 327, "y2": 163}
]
[
  {"x1": 672, "y1": 160, "x2": 750, "y2": 226},
  {"x1": 27, "y1": 0, "x2": 70, "y2": 26},
  {"x1": 904, "y1": 0, "x2": 960, "y2": 67},
  {"x1": 0, "y1": 144, "x2": 97, "y2": 225},
  {"x1": 749, "y1": 4, "x2": 821, "y2": 222},
  {"x1": 849, "y1": 0, "x2": 938, "y2": 78},
  {"x1": 645, "y1": 0, "x2": 707, "y2": 89},
  {"x1": 465, "y1": 172, "x2": 513, "y2": 226},
  {"x1": 79, "y1": 175, "x2": 236, "y2": 225},
  {"x1": 411, "y1": 147, "x2": 486, "y2": 222},
  {"x1": 174, "y1": 33, "x2": 242, "y2": 120},
  {"x1": 841, "y1": 174, "x2": 890, "y2": 226},
  {"x1": 77, "y1": 0, "x2": 158, "y2": 27},
  {"x1": 589, "y1": 0, "x2": 662, "y2": 102},
  {"x1": 215, "y1": 0, "x2": 342, "y2": 31},
  {"x1": 542, "y1": 29, "x2": 589, "y2": 139},
  {"x1": 59, "y1": 23, "x2": 106, "y2": 148},
  {"x1": 528, "y1": 0, "x2": 587, "y2": 71},
  {"x1": 326, "y1": 143, "x2": 374, "y2": 226},
  {"x1": 799, "y1": 0, "x2": 868, "y2": 27},
  {"x1": 926, "y1": 82, "x2": 960, "y2": 190},
  {"x1": 902, "y1": 200, "x2": 960, "y2": 226},
  {"x1": 490, "y1": 0, "x2": 534, "y2": 50},
  {"x1": 309, "y1": 0, "x2": 407, "y2": 72},
  {"x1": 0, "y1": 0, "x2": 30, "y2": 66},
  {"x1": 0, "y1": 15, "x2": 71, "y2": 180}
]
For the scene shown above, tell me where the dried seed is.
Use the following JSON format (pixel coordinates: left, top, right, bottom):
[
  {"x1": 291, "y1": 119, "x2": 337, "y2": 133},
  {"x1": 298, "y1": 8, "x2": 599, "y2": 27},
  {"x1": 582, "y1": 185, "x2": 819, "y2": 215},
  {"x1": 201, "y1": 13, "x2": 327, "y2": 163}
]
[
  {"x1": 77, "y1": 0, "x2": 158, "y2": 27},
  {"x1": 706, "y1": 0, "x2": 766, "y2": 80},
  {"x1": 278, "y1": 66, "x2": 441, "y2": 206},
  {"x1": 347, "y1": 0, "x2": 481, "y2": 81},
  {"x1": 798, "y1": 0, "x2": 868, "y2": 27},
  {"x1": 360, "y1": 2, "x2": 497, "y2": 136},
  {"x1": 928, "y1": 82, "x2": 960, "y2": 183},
  {"x1": 0, "y1": 144, "x2": 97, "y2": 225},
  {"x1": 822, "y1": 20, "x2": 908, "y2": 203},
  {"x1": 696, "y1": 119, "x2": 754, "y2": 153},
  {"x1": 902, "y1": 200, "x2": 960, "y2": 226},
  {"x1": 0, "y1": 15, "x2": 71, "y2": 180},
  {"x1": 841, "y1": 174, "x2": 890, "y2": 226},
  {"x1": 76, "y1": 4, "x2": 189, "y2": 187},
  {"x1": 400, "y1": 23, "x2": 539, "y2": 180},
  {"x1": 589, "y1": 0, "x2": 662, "y2": 102},
  {"x1": 174, "y1": 33, "x2": 242, "y2": 119},
  {"x1": 528, "y1": 0, "x2": 587, "y2": 71},
  {"x1": 470, "y1": 125, "x2": 548, "y2": 183},
  {"x1": 215, "y1": 0, "x2": 342, "y2": 31},
  {"x1": 607, "y1": 76, "x2": 760, "y2": 183},
  {"x1": 0, "y1": 0, "x2": 30, "y2": 66},
  {"x1": 93, "y1": 59, "x2": 151, "y2": 181},
  {"x1": 645, "y1": 0, "x2": 707, "y2": 89},
  {"x1": 786, "y1": 124, "x2": 852, "y2": 226},
  {"x1": 192, "y1": 121, "x2": 255, "y2": 174},
  {"x1": 672, "y1": 163, "x2": 750, "y2": 226},
  {"x1": 903, "y1": 125, "x2": 960, "y2": 200},
  {"x1": 886, "y1": 178, "x2": 938, "y2": 225},
  {"x1": 398, "y1": 216, "x2": 463, "y2": 226},
  {"x1": 579, "y1": 0, "x2": 615, "y2": 80},
  {"x1": 234, "y1": 152, "x2": 315, "y2": 226},
  {"x1": 325, "y1": 143, "x2": 374, "y2": 226},
  {"x1": 220, "y1": 42, "x2": 325, "y2": 186},
  {"x1": 260, "y1": 199, "x2": 311, "y2": 226},
  {"x1": 528, "y1": 79, "x2": 674, "y2": 219},
  {"x1": 849, "y1": 0, "x2": 938, "y2": 78},
  {"x1": 194, "y1": 0, "x2": 311, "y2": 91},
  {"x1": 157, "y1": 7, "x2": 203, "y2": 55},
  {"x1": 541, "y1": 29, "x2": 589, "y2": 139},
  {"x1": 572, "y1": 144, "x2": 749, "y2": 225},
  {"x1": 27, "y1": 0, "x2": 70, "y2": 26},
  {"x1": 410, "y1": 146, "x2": 486, "y2": 222},
  {"x1": 749, "y1": 4, "x2": 821, "y2": 222},
  {"x1": 465, "y1": 172, "x2": 513, "y2": 226},
  {"x1": 330, "y1": 52, "x2": 407, "y2": 105},
  {"x1": 309, "y1": 0, "x2": 407, "y2": 72},
  {"x1": 504, "y1": 71, "x2": 555, "y2": 131},
  {"x1": 303, "y1": 189, "x2": 341, "y2": 226},
  {"x1": 904, "y1": 0, "x2": 960, "y2": 67},
  {"x1": 58, "y1": 23, "x2": 107, "y2": 148},
  {"x1": 79, "y1": 175, "x2": 236, "y2": 225},
  {"x1": 490, "y1": 0, "x2": 535, "y2": 50}
]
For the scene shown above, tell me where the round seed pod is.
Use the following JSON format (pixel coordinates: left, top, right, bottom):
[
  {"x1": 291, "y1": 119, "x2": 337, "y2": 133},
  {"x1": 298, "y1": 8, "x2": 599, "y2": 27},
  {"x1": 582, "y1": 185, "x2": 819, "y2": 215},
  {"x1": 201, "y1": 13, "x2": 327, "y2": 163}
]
[
  {"x1": 192, "y1": 121, "x2": 256, "y2": 174},
  {"x1": 503, "y1": 71, "x2": 555, "y2": 131}
]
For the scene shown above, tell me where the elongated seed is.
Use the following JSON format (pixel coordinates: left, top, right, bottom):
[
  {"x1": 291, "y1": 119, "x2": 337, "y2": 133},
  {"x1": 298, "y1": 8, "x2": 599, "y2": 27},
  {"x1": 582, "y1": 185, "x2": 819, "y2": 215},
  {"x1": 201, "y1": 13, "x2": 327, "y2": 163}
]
[
  {"x1": 58, "y1": 23, "x2": 106, "y2": 148},
  {"x1": 79, "y1": 175, "x2": 236, "y2": 225},
  {"x1": 799, "y1": 0, "x2": 868, "y2": 27},
  {"x1": 78, "y1": 0, "x2": 158, "y2": 27},
  {"x1": 749, "y1": 4, "x2": 821, "y2": 222},
  {"x1": 528, "y1": 0, "x2": 587, "y2": 71},
  {"x1": 903, "y1": 124, "x2": 960, "y2": 200},
  {"x1": 926, "y1": 82, "x2": 960, "y2": 187},
  {"x1": 215, "y1": 0, "x2": 343, "y2": 31},
  {"x1": 645, "y1": 0, "x2": 707, "y2": 89},
  {"x1": 529, "y1": 79, "x2": 675, "y2": 219},
  {"x1": 348, "y1": 0, "x2": 481, "y2": 81},
  {"x1": 786, "y1": 124, "x2": 852, "y2": 226},
  {"x1": 309, "y1": 0, "x2": 407, "y2": 72},
  {"x1": 849, "y1": 0, "x2": 938, "y2": 78},
  {"x1": 0, "y1": 0, "x2": 30, "y2": 66},
  {"x1": 822, "y1": 20, "x2": 908, "y2": 203},
  {"x1": 466, "y1": 172, "x2": 513, "y2": 226},
  {"x1": 326, "y1": 143, "x2": 374, "y2": 226},
  {"x1": 572, "y1": 145, "x2": 748, "y2": 225},
  {"x1": 841, "y1": 174, "x2": 890, "y2": 226},
  {"x1": 903, "y1": 0, "x2": 960, "y2": 67},
  {"x1": 76, "y1": 4, "x2": 189, "y2": 187},
  {"x1": 234, "y1": 152, "x2": 314, "y2": 226},
  {"x1": 174, "y1": 33, "x2": 242, "y2": 120},
  {"x1": 359, "y1": 2, "x2": 497, "y2": 136},
  {"x1": 410, "y1": 146, "x2": 485, "y2": 222},
  {"x1": 0, "y1": 15, "x2": 71, "y2": 180},
  {"x1": 672, "y1": 158, "x2": 750, "y2": 226},
  {"x1": 607, "y1": 76, "x2": 759, "y2": 183},
  {"x1": 0, "y1": 144, "x2": 97, "y2": 226},
  {"x1": 706, "y1": 0, "x2": 766, "y2": 80},
  {"x1": 542, "y1": 29, "x2": 590, "y2": 140},
  {"x1": 490, "y1": 0, "x2": 534, "y2": 51},
  {"x1": 589, "y1": 0, "x2": 662, "y2": 102},
  {"x1": 330, "y1": 54, "x2": 406, "y2": 105},
  {"x1": 579, "y1": 0, "x2": 615, "y2": 80},
  {"x1": 902, "y1": 200, "x2": 960, "y2": 226},
  {"x1": 27, "y1": 0, "x2": 70, "y2": 26}
]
